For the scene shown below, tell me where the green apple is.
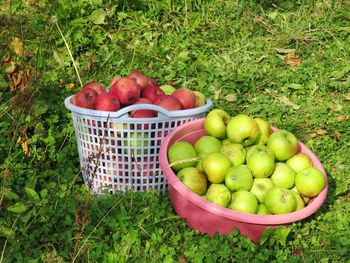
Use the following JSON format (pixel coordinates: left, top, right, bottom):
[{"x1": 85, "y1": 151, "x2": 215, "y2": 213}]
[
  {"x1": 270, "y1": 162, "x2": 296, "y2": 189},
  {"x1": 193, "y1": 91, "x2": 206, "y2": 107},
  {"x1": 295, "y1": 167, "x2": 326, "y2": 197},
  {"x1": 247, "y1": 148, "x2": 275, "y2": 178},
  {"x1": 225, "y1": 165, "x2": 253, "y2": 191},
  {"x1": 246, "y1": 145, "x2": 275, "y2": 162},
  {"x1": 222, "y1": 139, "x2": 231, "y2": 145},
  {"x1": 195, "y1": 152, "x2": 206, "y2": 171},
  {"x1": 264, "y1": 186, "x2": 297, "y2": 215},
  {"x1": 254, "y1": 117, "x2": 272, "y2": 145},
  {"x1": 250, "y1": 178, "x2": 274, "y2": 203},
  {"x1": 290, "y1": 190, "x2": 305, "y2": 211},
  {"x1": 291, "y1": 186, "x2": 310, "y2": 204},
  {"x1": 257, "y1": 204, "x2": 271, "y2": 215},
  {"x1": 206, "y1": 184, "x2": 231, "y2": 208},
  {"x1": 220, "y1": 143, "x2": 246, "y2": 166},
  {"x1": 227, "y1": 114, "x2": 261, "y2": 147},
  {"x1": 267, "y1": 130, "x2": 299, "y2": 161},
  {"x1": 194, "y1": 136, "x2": 222, "y2": 156},
  {"x1": 204, "y1": 109, "x2": 231, "y2": 139},
  {"x1": 228, "y1": 191, "x2": 258, "y2": 214},
  {"x1": 196, "y1": 159, "x2": 203, "y2": 170},
  {"x1": 286, "y1": 153, "x2": 313, "y2": 173},
  {"x1": 202, "y1": 152, "x2": 231, "y2": 183},
  {"x1": 125, "y1": 132, "x2": 149, "y2": 155},
  {"x1": 167, "y1": 141, "x2": 198, "y2": 172},
  {"x1": 177, "y1": 167, "x2": 208, "y2": 195},
  {"x1": 159, "y1": 84, "x2": 176, "y2": 95}
]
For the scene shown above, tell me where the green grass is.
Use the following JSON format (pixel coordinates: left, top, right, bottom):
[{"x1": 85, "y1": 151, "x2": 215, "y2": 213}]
[{"x1": 1, "y1": 0, "x2": 350, "y2": 262}]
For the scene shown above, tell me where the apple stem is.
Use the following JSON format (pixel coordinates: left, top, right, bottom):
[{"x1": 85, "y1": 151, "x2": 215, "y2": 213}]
[{"x1": 169, "y1": 157, "x2": 199, "y2": 168}]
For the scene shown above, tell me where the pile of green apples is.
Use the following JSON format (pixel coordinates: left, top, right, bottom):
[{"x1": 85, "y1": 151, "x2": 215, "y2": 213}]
[{"x1": 167, "y1": 109, "x2": 326, "y2": 215}]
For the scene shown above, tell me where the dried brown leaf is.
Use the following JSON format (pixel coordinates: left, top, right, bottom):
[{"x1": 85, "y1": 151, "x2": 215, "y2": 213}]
[
  {"x1": 8, "y1": 75, "x2": 15, "y2": 91},
  {"x1": 2, "y1": 53, "x2": 11, "y2": 63},
  {"x1": 18, "y1": 135, "x2": 31, "y2": 157},
  {"x1": 337, "y1": 115, "x2": 348, "y2": 122},
  {"x1": 310, "y1": 132, "x2": 318, "y2": 138},
  {"x1": 315, "y1": 129, "x2": 327, "y2": 135},
  {"x1": 214, "y1": 89, "x2": 222, "y2": 100},
  {"x1": 303, "y1": 118, "x2": 312, "y2": 128},
  {"x1": 224, "y1": 94, "x2": 237, "y2": 102},
  {"x1": 14, "y1": 71, "x2": 23, "y2": 86},
  {"x1": 26, "y1": 68, "x2": 32, "y2": 82},
  {"x1": 11, "y1": 37, "x2": 25, "y2": 56},
  {"x1": 5, "y1": 62, "x2": 16, "y2": 74},
  {"x1": 328, "y1": 102, "x2": 343, "y2": 112},
  {"x1": 275, "y1": 95, "x2": 301, "y2": 110},
  {"x1": 284, "y1": 51, "x2": 301, "y2": 67},
  {"x1": 334, "y1": 130, "x2": 341, "y2": 140}
]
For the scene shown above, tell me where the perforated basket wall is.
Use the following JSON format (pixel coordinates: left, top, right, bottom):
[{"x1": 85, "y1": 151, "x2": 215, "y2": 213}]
[{"x1": 65, "y1": 95, "x2": 213, "y2": 194}]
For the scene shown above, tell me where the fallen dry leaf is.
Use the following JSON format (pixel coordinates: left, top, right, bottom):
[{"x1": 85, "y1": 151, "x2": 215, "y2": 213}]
[
  {"x1": 334, "y1": 130, "x2": 341, "y2": 140},
  {"x1": 303, "y1": 118, "x2": 312, "y2": 128},
  {"x1": 328, "y1": 102, "x2": 343, "y2": 112},
  {"x1": 310, "y1": 132, "x2": 318, "y2": 138},
  {"x1": 2, "y1": 53, "x2": 11, "y2": 63},
  {"x1": 17, "y1": 135, "x2": 31, "y2": 157},
  {"x1": 310, "y1": 128, "x2": 327, "y2": 138},
  {"x1": 5, "y1": 62, "x2": 16, "y2": 74},
  {"x1": 337, "y1": 115, "x2": 348, "y2": 122},
  {"x1": 275, "y1": 94, "x2": 301, "y2": 110},
  {"x1": 284, "y1": 51, "x2": 301, "y2": 67},
  {"x1": 224, "y1": 94, "x2": 237, "y2": 102},
  {"x1": 315, "y1": 129, "x2": 327, "y2": 135},
  {"x1": 11, "y1": 37, "x2": 25, "y2": 56},
  {"x1": 214, "y1": 89, "x2": 222, "y2": 100}
]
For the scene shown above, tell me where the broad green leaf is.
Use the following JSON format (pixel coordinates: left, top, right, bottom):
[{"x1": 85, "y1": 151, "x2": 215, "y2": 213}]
[
  {"x1": 267, "y1": 11, "x2": 278, "y2": 20},
  {"x1": 7, "y1": 202, "x2": 27, "y2": 213},
  {"x1": 0, "y1": 74, "x2": 8, "y2": 89},
  {"x1": 117, "y1": 12, "x2": 128, "y2": 21},
  {"x1": 0, "y1": 224, "x2": 14, "y2": 238},
  {"x1": 24, "y1": 187, "x2": 40, "y2": 201},
  {"x1": 90, "y1": 9, "x2": 106, "y2": 25},
  {"x1": 6, "y1": 191, "x2": 19, "y2": 200},
  {"x1": 285, "y1": 83, "x2": 304, "y2": 90},
  {"x1": 274, "y1": 226, "x2": 291, "y2": 246},
  {"x1": 259, "y1": 227, "x2": 275, "y2": 245},
  {"x1": 53, "y1": 50, "x2": 67, "y2": 67},
  {"x1": 34, "y1": 101, "x2": 49, "y2": 116}
]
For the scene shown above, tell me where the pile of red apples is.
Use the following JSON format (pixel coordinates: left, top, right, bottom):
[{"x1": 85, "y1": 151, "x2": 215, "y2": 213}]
[{"x1": 71, "y1": 70, "x2": 207, "y2": 118}]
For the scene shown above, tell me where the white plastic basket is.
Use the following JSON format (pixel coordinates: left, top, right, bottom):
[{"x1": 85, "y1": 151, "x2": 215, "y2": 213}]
[{"x1": 64, "y1": 95, "x2": 213, "y2": 194}]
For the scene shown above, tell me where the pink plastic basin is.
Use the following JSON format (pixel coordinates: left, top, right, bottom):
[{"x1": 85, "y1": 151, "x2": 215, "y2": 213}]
[{"x1": 159, "y1": 118, "x2": 328, "y2": 242}]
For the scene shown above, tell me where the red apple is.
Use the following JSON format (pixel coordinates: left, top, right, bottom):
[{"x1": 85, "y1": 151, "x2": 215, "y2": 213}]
[
  {"x1": 155, "y1": 95, "x2": 182, "y2": 111},
  {"x1": 172, "y1": 88, "x2": 196, "y2": 109},
  {"x1": 95, "y1": 93, "x2": 121, "y2": 112},
  {"x1": 130, "y1": 98, "x2": 155, "y2": 117},
  {"x1": 141, "y1": 85, "x2": 165, "y2": 103},
  {"x1": 148, "y1": 78, "x2": 158, "y2": 86},
  {"x1": 72, "y1": 88, "x2": 98, "y2": 109},
  {"x1": 109, "y1": 75, "x2": 122, "y2": 88},
  {"x1": 109, "y1": 77, "x2": 141, "y2": 105},
  {"x1": 82, "y1": 81, "x2": 106, "y2": 96},
  {"x1": 130, "y1": 98, "x2": 156, "y2": 129},
  {"x1": 127, "y1": 70, "x2": 151, "y2": 90}
]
